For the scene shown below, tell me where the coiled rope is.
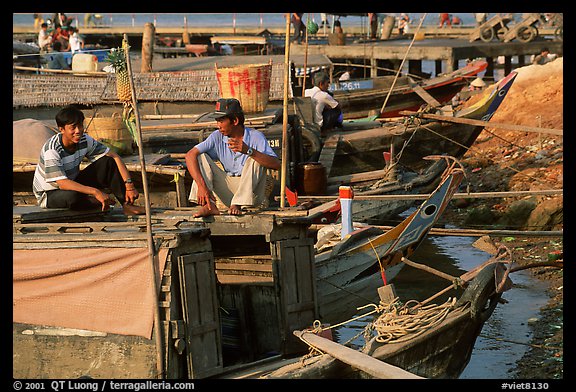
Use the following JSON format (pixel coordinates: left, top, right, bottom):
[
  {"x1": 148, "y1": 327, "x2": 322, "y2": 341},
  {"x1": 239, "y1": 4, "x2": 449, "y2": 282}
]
[{"x1": 367, "y1": 297, "x2": 457, "y2": 344}]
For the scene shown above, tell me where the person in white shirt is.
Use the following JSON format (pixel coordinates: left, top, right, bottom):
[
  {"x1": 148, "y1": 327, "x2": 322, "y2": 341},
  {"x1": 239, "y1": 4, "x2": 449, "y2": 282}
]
[
  {"x1": 338, "y1": 70, "x2": 351, "y2": 81},
  {"x1": 69, "y1": 27, "x2": 84, "y2": 54},
  {"x1": 38, "y1": 22, "x2": 52, "y2": 52},
  {"x1": 305, "y1": 72, "x2": 343, "y2": 134}
]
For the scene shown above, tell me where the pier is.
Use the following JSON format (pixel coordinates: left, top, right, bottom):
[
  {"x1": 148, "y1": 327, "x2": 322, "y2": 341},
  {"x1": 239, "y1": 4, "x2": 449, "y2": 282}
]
[
  {"x1": 288, "y1": 38, "x2": 563, "y2": 78},
  {"x1": 13, "y1": 21, "x2": 562, "y2": 81}
]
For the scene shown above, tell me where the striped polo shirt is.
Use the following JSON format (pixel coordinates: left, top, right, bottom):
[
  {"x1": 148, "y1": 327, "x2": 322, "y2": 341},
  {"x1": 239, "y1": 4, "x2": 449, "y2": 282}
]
[{"x1": 33, "y1": 133, "x2": 109, "y2": 207}]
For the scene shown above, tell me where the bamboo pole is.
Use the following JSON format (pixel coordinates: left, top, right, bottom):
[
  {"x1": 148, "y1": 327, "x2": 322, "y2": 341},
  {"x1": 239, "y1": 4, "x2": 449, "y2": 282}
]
[
  {"x1": 13, "y1": 65, "x2": 107, "y2": 75},
  {"x1": 123, "y1": 34, "x2": 165, "y2": 379},
  {"x1": 308, "y1": 224, "x2": 563, "y2": 238},
  {"x1": 399, "y1": 110, "x2": 563, "y2": 136},
  {"x1": 380, "y1": 13, "x2": 427, "y2": 114},
  {"x1": 301, "y1": 13, "x2": 310, "y2": 97},
  {"x1": 295, "y1": 189, "x2": 563, "y2": 201},
  {"x1": 280, "y1": 14, "x2": 291, "y2": 208}
]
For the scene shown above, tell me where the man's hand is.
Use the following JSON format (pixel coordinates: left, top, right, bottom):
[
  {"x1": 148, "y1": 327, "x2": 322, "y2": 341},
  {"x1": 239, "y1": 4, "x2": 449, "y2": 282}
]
[
  {"x1": 125, "y1": 186, "x2": 139, "y2": 205},
  {"x1": 93, "y1": 188, "x2": 115, "y2": 211},
  {"x1": 196, "y1": 184, "x2": 215, "y2": 206},
  {"x1": 227, "y1": 137, "x2": 246, "y2": 154}
]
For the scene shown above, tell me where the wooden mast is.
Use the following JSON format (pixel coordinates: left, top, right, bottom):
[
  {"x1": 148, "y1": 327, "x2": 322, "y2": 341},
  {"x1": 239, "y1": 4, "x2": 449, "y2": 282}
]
[
  {"x1": 123, "y1": 34, "x2": 165, "y2": 379},
  {"x1": 280, "y1": 14, "x2": 291, "y2": 208}
]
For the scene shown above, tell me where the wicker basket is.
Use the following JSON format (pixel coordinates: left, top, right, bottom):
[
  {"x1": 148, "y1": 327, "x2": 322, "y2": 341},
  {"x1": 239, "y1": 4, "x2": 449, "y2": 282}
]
[
  {"x1": 84, "y1": 112, "x2": 133, "y2": 156},
  {"x1": 215, "y1": 62, "x2": 272, "y2": 113}
]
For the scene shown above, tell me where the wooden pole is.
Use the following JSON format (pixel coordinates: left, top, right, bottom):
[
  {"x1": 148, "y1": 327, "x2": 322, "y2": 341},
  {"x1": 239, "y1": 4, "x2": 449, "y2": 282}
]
[
  {"x1": 182, "y1": 16, "x2": 190, "y2": 45},
  {"x1": 280, "y1": 14, "x2": 291, "y2": 209},
  {"x1": 141, "y1": 22, "x2": 155, "y2": 73},
  {"x1": 301, "y1": 13, "x2": 310, "y2": 97},
  {"x1": 399, "y1": 110, "x2": 563, "y2": 136},
  {"x1": 123, "y1": 34, "x2": 165, "y2": 379}
]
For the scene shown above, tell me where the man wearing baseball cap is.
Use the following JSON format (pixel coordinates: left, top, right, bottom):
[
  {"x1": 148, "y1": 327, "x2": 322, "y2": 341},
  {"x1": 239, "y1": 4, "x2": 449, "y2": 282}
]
[{"x1": 185, "y1": 98, "x2": 281, "y2": 217}]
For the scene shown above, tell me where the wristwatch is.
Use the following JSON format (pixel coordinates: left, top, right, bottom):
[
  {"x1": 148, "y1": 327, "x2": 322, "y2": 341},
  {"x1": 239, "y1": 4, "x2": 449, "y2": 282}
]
[
  {"x1": 246, "y1": 147, "x2": 254, "y2": 157},
  {"x1": 125, "y1": 178, "x2": 133, "y2": 184}
]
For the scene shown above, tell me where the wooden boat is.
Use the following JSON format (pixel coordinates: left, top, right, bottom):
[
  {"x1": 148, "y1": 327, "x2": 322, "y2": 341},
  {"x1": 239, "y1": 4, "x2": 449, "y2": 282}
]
[
  {"x1": 332, "y1": 59, "x2": 488, "y2": 119},
  {"x1": 10, "y1": 160, "x2": 462, "y2": 379},
  {"x1": 320, "y1": 70, "x2": 518, "y2": 178},
  {"x1": 262, "y1": 254, "x2": 513, "y2": 379},
  {"x1": 12, "y1": 204, "x2": 320, "y2": 378},
  {"x1": 325, "y1": 155, "x2": 458, "y2": 224},
  {"x1": 283, "y1": 71, "x2": 516, "y2": 223},
  {"x1": 309, "y1": 166, "x2": 464, "y2": 323}
]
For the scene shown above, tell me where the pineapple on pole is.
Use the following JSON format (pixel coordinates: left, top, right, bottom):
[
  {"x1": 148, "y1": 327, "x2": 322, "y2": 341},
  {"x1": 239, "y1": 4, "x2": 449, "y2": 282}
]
[
  {"x1": 106, "y1": 36, "x2": 165, "y2": 379},
  {"x1": 104, "y1": 45, "x2": 138, "y2": 146}
]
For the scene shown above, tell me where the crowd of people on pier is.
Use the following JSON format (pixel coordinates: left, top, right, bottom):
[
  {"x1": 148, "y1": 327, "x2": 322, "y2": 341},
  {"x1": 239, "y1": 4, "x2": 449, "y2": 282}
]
[{"x1": 34, "y1": 13, "x2": 85, "y2": 69}]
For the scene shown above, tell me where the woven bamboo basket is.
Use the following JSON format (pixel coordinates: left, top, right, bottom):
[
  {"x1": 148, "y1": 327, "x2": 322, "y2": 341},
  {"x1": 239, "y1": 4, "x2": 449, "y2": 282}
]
[
  {"x1": 84, "y1": 112, "x2": 133, "y2": 156},
  {"x1": 215, "y1": 62, "x2": 272, "y2": 113}
]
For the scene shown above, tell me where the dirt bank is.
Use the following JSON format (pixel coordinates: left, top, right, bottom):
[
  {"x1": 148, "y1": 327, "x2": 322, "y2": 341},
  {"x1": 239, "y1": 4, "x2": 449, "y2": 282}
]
[{"x1": 441, "y1": 58, "x2": 563, "y2": 379}]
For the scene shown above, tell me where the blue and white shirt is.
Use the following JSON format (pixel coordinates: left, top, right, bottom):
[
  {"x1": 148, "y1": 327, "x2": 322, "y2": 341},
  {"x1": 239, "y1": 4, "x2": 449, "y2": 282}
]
[
  {"x1": 33, "y1": 133, "x2": 109, "y2": 207},
  {"x1": 195, "y1": 127, "x2": 277, "y2": 176}
]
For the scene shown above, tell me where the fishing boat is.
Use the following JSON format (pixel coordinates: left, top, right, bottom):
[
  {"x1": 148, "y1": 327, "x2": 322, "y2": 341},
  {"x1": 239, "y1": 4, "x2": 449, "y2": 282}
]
[
  {"x1": 315, "y1": 70, "x2": 518, "y2": 178},
  {"x1": 11, "y1": 165, "x2": 460, "y2": 378},
  {"x1": 332, "y1": 59, "x2": 488, "y2": 119},
  {"x1": 284, "y1": 71, "x2": 516, "y2": 224},
  {"x1": 308, "y1": 166, "x2": 464, "y2": 323},
  {"x1": 262, "y1": 253, "x2": 513, "y2": 379}
]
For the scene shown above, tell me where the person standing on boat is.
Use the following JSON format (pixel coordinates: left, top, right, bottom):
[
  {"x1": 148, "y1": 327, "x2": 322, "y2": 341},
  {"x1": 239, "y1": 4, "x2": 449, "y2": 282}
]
[
  {"x1": 305, "y1": 71, "x2": 343, "y2": 134},
  {"x1": 69, "y1": 27, "x2": 84, "y2": 55},
  {"x1": 32, "y1": 105, "x2": 145, "y2": 215},
  {"x1": 439, "y1": 13, "x2": 451, "y2": 27},
  {"x1": 368, "y1": 13, "x2": 379, "y2": 39},
  {"x1": 291, "y1": 13, "x2": 306, "y2": 44},
  {"x1": 398, "y1": 13, "x2": 410, "y2": 35},
  {"x1": 185, "y1": 98, "x2": 281, "y2": 217}
]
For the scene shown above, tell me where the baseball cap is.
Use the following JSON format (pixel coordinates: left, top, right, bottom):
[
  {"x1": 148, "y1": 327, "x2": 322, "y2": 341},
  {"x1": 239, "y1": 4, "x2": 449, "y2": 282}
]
[{"x1": 214, "y1": 98, "x2": 243, "y2": 119}]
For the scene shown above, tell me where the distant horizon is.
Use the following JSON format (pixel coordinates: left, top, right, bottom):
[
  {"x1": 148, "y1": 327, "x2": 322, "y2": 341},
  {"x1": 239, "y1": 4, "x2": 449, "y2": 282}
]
[{"x1": 14, "y1": 13, "x2": 505, "y2": 28}]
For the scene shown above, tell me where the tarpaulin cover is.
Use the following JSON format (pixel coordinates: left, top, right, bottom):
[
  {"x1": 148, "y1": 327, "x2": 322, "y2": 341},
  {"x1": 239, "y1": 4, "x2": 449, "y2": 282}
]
[{"x1": 13, "y1": 247, "x2": 169, "y2": 339}]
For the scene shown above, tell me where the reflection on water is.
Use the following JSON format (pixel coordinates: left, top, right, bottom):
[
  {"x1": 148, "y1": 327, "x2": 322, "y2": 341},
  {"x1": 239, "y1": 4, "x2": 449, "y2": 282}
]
[{"x1": 334, "y1": 235, "x2": 549, "y2": 379}]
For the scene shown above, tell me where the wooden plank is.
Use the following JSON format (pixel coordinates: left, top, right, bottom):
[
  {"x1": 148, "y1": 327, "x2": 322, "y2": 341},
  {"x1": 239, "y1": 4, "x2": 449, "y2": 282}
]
[
  {"x1": 327, "y1": 168, "x2": 388, "y2": 185},
  {"x1": 294, "y1": 330, "x2": 424, "y2": 379},
  {"x1": 407, "y1": 77, "x2": 441, "y2": 107},
  {"x1": 318, "y1": 134, "x2": 342, "y2": 178},
  {"x1": 13, "y1": 205, "x2": 107, "y2": 224},
  {"x1": 400, "y1": 110, "x2": 563, "y2": 136},
  {"x1": 122, "y1": 153, "x2": 172, "y2": 165},
  {"x1": 216, "y1": 274, "x2": 273, "y2": 285}
]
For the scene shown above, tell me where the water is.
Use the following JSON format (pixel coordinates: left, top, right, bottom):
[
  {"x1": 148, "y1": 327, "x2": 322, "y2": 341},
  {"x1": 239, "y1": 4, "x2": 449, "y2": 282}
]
[
  {"x1": 334, "y1": 234, "x2": 550, "y2": 379},
  {"x1": 13, "y1": 13, "x2": 511, "y2": 29}
]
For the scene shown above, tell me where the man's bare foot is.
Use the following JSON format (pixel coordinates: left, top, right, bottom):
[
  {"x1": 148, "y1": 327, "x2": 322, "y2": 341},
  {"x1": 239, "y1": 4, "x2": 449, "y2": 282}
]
[
  {"x1": 193, "y1": 202, "x2": 220, "y2": 218},
  {"x1": 229, "y1": 205, "x2": 243, "y2": 215},
  {"x1": 122, "y1": 203, "x2": 146, "y2": 215}
]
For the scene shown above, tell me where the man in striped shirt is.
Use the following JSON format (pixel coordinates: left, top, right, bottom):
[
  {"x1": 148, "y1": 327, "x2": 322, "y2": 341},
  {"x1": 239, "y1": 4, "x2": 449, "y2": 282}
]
[{"x1": 33, "y1": 105, "x2": 145, "y2": 215}]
